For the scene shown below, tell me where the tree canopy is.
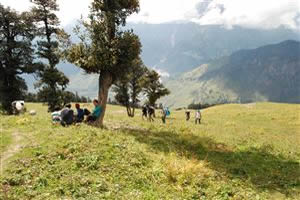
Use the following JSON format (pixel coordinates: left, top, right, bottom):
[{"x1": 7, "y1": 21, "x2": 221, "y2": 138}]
[
  {"x1": 141, "y1": 70, "x2": 170, "y2": 107},
  {"x1": 0, "y1": 4, "x2": 37, "y2": 114},
  {"x1": 67, "y1": 0, "x2": 141, "y2": 126},
  {"x1": 31, "y1": 0, "x2": 70, "y2": 112},
  {"x1": 113, "y1": 58, "x2": 147, "y2": 117}
]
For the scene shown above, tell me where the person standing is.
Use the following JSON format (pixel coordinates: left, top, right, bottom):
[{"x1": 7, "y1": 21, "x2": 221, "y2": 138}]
[
  {"x1": 161, "y1": 108, "x2": 167, "y2": 124},
  {"x1": 142, "y1": 105, "x2": 148, "y2": 120},
  {"x1": 195, "y1": 110, "x2": 201, "y2": 124},
  {"x1": 185, "y1": 110, "x2": 191, "y2": 121},
  {"x1": 147, "y1": 105, "x2": 155, "y2": 122}
]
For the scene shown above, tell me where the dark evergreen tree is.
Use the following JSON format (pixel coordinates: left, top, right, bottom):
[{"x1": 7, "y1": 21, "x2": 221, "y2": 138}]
[
  {"x1": 31, "y1": 0, "x2": 70, "y2": 112},
  {"x1": 0, "y1": 4, "x2": 38, "y2": 114},
  {"x1": 141, "y1": 70, "x2": 170, "y2": 107},
  {"x1": 24, "y1": 92, "x2": 38, "y2": 102},
  {"x1": 113, "y1": 58, "x2": 147, "y2": 117}
]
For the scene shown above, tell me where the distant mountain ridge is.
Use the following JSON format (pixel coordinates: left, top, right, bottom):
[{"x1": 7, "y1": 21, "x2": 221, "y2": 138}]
[
  {"x1": 162, "y1": 40, "x2": 300, "y2": 107},
  {"x1": 24, "y1": 22, "x2": 300, "y2": 101},
  {"x1": 127, "y1": 23, "x2": 300, "y2": 75}
]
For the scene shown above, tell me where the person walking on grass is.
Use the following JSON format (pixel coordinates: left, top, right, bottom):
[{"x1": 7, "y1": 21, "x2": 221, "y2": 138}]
[
  {"x1": 86, "y1": 99, "x2": 102, "y2": 123},
  {"x1": 185, "y1": 110, "x2": 191, "y2": 121},
  {"x1": 147, "y1": 105, "x2": 155, "y2": 122},
  {"x1": 161, "y1": 108, "x2": 167, "y2": 124},
  {"x1": 142, "y1": 105, "x2": 148, "y2": 120},
  {"x1": 195, "y1": 109, "x2": 201, "y2": 124}
]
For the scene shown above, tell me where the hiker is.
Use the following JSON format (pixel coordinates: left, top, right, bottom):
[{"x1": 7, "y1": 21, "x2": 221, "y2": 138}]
[
  {"x1": 75, "y1": 103, "x2": 84, "y2": 123},
  {"x1": 185, "y1": 110, "x2": 191, "y2": 121},
  {"x1": 161, "y1": 108, "x2": 167, "y2": 124},
  {"x1": 61, "y1": 104, "x2": 74, "y2": 126},
  {"x1": 86, "y1": 99, "x2": 102, "y2": 123},
  {"x1": 195, "y1": 110, "x2": 201, "y2": 124},
  {"x1": 142, "y1": 105, "x2": 148, "y2": 120},
  {"x1": 51, "y1": 107, "x2": 61, "y2": 124},
  {"x1": 165, "y1": 107, "x2": 170, "y2": 117},
  {"x1": 147, "y1": 105, "x2": 155, "y2": 122}
]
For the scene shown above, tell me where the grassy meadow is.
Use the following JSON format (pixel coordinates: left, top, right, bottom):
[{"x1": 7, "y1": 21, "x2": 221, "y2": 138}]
[{"x1": 0, "y1": 102, "x2": 300, "y2": 199}]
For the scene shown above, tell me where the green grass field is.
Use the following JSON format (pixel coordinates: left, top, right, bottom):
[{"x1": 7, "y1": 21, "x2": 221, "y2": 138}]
[{"x1": 0, "y1": 103, "x2": 299, "y2": 199}]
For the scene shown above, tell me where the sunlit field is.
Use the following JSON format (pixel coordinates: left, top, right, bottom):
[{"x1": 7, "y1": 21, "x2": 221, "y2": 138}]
[{"x1": 1, "y1": 103, "x2": 299, "y2": 199}]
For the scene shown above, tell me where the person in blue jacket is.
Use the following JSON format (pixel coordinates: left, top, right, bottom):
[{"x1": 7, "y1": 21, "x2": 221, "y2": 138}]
[{"x1": 75, "y1": 103, "x2": 84, "y2": 122}]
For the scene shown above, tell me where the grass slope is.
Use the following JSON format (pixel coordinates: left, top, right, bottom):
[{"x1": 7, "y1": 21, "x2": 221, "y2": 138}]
[
  {"x1": 0, "y1": 129, "x2": 12, "y2": 155},
  {"x1": 1, "y1": 103, "x2": 300, "y2": 199}
]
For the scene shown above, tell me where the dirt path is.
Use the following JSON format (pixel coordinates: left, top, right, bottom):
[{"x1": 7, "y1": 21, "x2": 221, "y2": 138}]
[{"x1": 0, "y1": 132, "x2": 23, "y2": 174}]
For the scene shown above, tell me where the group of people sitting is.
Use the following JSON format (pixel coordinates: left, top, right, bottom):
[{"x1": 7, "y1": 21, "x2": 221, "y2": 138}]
[{"x1": 51, "y1": 99, "x2": 102, "y2": 126}]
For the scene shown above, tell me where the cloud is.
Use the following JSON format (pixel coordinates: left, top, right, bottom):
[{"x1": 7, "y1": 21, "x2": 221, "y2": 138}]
[
  {"x1": 1, "y1": 0, "x2": 91, "y2": 26},
  {"x1": 153, "y1": 68, "x2": 170, "y2": 78},
  {"x1": 2, "y1": 0, "x2": 299, "y2": 30},
  {"x1": 189, "y1": 0, "x2": 300, "y2": 30},
  {"x1": 128, "y1": 0, "x2": 199, "y2": 24}
]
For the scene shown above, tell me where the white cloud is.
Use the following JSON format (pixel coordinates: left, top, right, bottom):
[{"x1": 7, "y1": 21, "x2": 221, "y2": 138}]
[
  {"x1": 153, "y1": 68, "x2": 170, "y2": 78},
  {"x1": 1, "y1": 0, "x2": 91, "y2": 26},
  {"x1": 128, "y1": 0, "x2": 199, "y2": 23},
  {"x1": 190, "y1": 0, "x2": 300, "y2": 30},
  {"x1": 1, "y1": 0, "x2": 299, "y2": 29}
]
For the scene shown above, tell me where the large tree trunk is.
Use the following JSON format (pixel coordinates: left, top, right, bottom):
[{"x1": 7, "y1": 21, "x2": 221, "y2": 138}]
[
  {"x1": 97, "y1": 70, "x2": 113, "y2": 127},
  {"x1": 2, "y1": 73, "x2": 13, "y2": 114}
]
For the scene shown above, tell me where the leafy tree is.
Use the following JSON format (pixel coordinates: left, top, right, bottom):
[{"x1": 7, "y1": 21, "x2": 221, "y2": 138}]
[
  {"x1": 187, "y1": 102, "x2": 216, "y2": 110},
  {"x1": 30, "y1": 0, "x2": 70, "y2": 112},
  {"x1": 35, "y1": 89, "x2": 89, "y2": 105},
  {"x1": 24, "y1": 92, "x2": 38, "y2": 102},
  {"x1": 142, "y1": 70, "x2": 170, "y2": 107},
  {"x1": 68, "y1": 0, "x2": 141, "y2": 126},
  {"x1": 113, "y1": 58, "x2": 147, "y2": 117},
  {"x1": 0, "y1": 4, "x2": 37, "y2": 114},
  {"x1": 81, "y1": 96, "x2": 88, "y2": 103}
]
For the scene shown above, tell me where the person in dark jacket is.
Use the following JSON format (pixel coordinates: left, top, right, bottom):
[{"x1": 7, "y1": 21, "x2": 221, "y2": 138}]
[
  {"x1": 147, "y1": 105, "x2": 155, "y2": 122},
  {"x1": 61, "y1": 104, "x2": 74, "y2": 126},
  {"x1": 161, "y1": 108, "x2": 167, "y2": 124},
  {"x1": 75, "y1": 103, "x2": 84, "y2": 123},
  {"x1": 142, "y1": 105, "x2": 148, "y2": 120},
  {"x1": 185, "y1": 110, "x2": 191, "y2": 121}
]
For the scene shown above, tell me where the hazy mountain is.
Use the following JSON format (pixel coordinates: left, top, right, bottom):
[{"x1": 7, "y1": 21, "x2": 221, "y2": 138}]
[
  {"x1": 127, "y1": 23, "x2": 300, "y2": 75},
  {"x1": 162, "y1": 40, "x2": 300, "y2": 108},
  {"x1": 25, "y1": 22, "x2": 300, "y2": 99}
]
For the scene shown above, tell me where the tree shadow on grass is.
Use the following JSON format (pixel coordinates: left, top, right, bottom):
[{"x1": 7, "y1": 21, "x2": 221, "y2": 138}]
[{"x1": 121, "y1": 128, "x2": 300, "y2": 195}]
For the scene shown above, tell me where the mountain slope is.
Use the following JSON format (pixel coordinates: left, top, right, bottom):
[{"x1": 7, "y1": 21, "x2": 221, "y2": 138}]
[
  {"x1": 25, "y1": 23, "x2": 300, "y2": 98},
  {"x1": 162, "y1": 40, "x2": 300, "y2": 107},
  {"x1": 128, "y1": 23, "x2": 300, "y2": 75}
]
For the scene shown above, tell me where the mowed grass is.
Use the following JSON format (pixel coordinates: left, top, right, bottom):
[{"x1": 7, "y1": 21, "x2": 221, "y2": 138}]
[{"x1": 0, "y1": 102, "x2": 299, "y2": 199}]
